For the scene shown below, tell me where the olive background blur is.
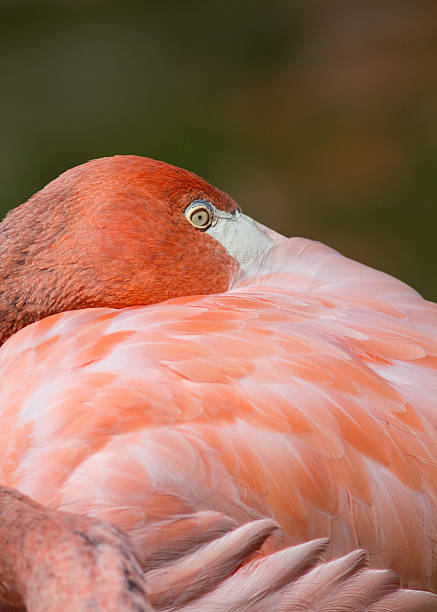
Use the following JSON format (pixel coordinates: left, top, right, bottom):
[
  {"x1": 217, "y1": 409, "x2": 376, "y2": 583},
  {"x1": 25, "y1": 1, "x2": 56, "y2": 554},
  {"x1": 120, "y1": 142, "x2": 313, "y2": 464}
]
[{"x1": 1, "y1": 1, "x2": 436, "y2": 298}]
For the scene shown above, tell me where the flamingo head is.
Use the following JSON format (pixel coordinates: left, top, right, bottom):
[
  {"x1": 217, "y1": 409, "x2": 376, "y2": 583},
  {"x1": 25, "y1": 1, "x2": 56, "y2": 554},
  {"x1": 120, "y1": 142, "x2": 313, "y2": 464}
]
[{"x1": 0, "y1": 155, "x2": 273, "y2": 344}]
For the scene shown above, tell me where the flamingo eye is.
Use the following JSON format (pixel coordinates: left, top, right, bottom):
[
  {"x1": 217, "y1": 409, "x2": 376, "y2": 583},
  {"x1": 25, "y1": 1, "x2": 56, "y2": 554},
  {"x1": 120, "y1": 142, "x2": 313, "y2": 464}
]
[{"x1": 185, "y1": 201, "x2": 214, "y2": 230}]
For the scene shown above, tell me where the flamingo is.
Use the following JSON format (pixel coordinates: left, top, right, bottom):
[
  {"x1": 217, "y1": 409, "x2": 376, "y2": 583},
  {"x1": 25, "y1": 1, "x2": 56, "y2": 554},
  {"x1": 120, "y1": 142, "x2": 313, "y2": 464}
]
[{"x1": 0, "y1": 155, "x2": 436, "y2": 610}]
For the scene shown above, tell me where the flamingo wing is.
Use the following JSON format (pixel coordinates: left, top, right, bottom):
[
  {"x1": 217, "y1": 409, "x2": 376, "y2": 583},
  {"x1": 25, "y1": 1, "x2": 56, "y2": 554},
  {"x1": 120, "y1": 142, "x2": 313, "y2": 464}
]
[
  {"x1": 1, "y1": 237, "x2": 436, "y2": 590},
  {"x1": 1, "y1": 487, "x2": 436, "y2": 611}
]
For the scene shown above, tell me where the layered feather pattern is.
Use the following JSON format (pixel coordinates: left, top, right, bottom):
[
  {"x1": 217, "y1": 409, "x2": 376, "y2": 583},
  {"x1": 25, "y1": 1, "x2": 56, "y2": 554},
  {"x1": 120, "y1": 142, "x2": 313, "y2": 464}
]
[{"x1": 1, "y1": 235, "x2": 436, "y2": 594}]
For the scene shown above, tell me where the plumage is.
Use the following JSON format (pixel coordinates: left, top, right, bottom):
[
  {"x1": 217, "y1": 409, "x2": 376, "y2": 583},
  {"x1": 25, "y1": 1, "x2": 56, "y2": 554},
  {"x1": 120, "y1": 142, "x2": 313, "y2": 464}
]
[
  {"x1": 0, "y1": 155, "x2": 436, "y2": 609},
  {"x1": 1, "y1": 488, "x2": 435, "y2": 612}
]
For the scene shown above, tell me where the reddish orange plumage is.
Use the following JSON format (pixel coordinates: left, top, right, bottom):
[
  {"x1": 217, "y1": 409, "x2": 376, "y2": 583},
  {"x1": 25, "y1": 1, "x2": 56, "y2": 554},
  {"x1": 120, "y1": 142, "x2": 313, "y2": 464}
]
[{"x1": 0, "y1": 156, "x2": 237, "y2": 345}]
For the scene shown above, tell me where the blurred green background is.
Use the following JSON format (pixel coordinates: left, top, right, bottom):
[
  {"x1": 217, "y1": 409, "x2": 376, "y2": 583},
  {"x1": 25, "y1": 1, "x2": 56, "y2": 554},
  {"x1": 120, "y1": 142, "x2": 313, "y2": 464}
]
[{"x1": 1, "y1": 1, "x2": 436, "y2": 299}]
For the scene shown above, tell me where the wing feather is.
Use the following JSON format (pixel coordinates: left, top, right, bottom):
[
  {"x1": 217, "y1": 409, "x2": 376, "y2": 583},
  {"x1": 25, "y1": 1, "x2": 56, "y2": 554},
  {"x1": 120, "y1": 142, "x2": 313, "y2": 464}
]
[{"x1": 1, "y1": 238, "x2": 437, "y2": 589}]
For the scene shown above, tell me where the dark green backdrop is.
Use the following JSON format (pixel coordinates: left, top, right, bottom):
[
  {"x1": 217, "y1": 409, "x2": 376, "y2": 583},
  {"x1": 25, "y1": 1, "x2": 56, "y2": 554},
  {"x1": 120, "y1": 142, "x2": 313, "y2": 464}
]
[{"x1": 1, "y1": 1, "x2": 436, "y2": 299}]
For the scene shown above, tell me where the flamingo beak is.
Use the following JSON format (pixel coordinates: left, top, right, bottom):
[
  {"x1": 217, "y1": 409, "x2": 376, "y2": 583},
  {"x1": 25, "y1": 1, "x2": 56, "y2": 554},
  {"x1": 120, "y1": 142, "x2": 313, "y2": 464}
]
[
  {"x1": 206, "y1": 210, "x2": 275, "y2": 278},
  {"x1": 206, "y1": 210, "x2": 274, "y2": 274}
]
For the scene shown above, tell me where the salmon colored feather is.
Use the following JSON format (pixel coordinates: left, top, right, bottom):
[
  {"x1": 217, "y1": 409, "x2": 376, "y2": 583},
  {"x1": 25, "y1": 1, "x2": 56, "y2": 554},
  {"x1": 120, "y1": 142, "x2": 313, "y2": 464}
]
[
  {"x1": 2, "y1": 488, "x2": 434, "y2": 612},
  {"x1": 0, "y1": 155, "x2": 436, "y2": 610}
]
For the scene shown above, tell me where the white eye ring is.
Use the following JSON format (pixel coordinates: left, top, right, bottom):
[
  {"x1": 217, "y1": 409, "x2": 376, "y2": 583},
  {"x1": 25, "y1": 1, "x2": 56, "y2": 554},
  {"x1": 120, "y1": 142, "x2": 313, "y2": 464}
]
[{"x1": 185, "y1": 201, "x2": 215, "y2": 230}]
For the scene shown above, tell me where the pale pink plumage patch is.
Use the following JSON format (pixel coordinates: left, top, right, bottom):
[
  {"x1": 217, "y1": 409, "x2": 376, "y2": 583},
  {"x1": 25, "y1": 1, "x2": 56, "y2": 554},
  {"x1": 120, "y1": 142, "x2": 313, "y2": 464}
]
[{"x1": 1, "y1": 236, "x2": 437, "y2": 595}]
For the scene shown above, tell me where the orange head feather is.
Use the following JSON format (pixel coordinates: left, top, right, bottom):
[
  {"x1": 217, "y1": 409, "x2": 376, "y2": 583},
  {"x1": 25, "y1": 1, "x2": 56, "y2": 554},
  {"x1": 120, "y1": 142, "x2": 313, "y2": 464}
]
[{"x1": 0, "y1": 155, "x2": 239, "y2": 345}]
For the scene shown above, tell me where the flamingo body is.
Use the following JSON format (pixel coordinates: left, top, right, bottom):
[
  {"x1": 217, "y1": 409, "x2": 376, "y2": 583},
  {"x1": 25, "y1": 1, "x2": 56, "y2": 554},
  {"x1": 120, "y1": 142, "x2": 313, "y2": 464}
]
[{"x1": 1, "y1": 192, "x2": 436, "y2": 596}]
